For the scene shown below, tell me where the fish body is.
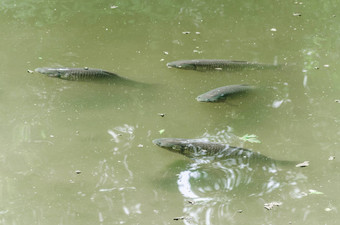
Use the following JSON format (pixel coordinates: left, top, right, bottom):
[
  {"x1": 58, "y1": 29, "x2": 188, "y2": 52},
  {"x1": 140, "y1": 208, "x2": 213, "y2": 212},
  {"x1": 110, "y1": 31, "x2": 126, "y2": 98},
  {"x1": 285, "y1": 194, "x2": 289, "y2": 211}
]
[
  {"x1": 166, "y1": 59, "x2": 277, "y2": 71},
  {"x1": 152, "y1": 138, "x2": 270, "y2": 160},
  {"x1": 35, "y1": 67, "x2": 121, "y2": 80},
  {"x1": 152, "y1": 138, "x2": 295, "y2": 166},
  {"x1": 196, "y1": 84, "x2": 254, "y2": 102}
]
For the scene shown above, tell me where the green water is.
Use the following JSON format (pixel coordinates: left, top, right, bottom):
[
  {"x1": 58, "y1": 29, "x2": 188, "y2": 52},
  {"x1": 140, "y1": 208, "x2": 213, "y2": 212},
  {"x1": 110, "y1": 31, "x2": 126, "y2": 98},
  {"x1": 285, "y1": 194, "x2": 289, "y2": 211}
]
[{"x1": 1, "y1": 0, "x2": 339, "y2": 224}]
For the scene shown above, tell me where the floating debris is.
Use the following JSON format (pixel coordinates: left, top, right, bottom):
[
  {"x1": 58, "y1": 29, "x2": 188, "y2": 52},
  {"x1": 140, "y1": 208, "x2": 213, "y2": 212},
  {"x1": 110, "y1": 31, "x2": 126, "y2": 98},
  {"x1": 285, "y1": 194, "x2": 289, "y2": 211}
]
[
  {"x1": 293, "y1": 12, "x2": 302, "y2": 16},
  {"x1": 237, "y1": 210, "x2": 243, "y2": 213},
  {"x1": 75, "y1": 170, "x2": 81, "y2": 174},
  {"x1": 296, "y1": 161, "x2": 309, "y2": 168},
  {"x1": 137, "y1": 144, "x2": 144, "y2": 148},
  {"x1": 110, "y1": 5, "x2": 118, "y2": 9},
  {"x1": 195, "y1": 32, "x2": 201, "y2": 34},
  {"x1": 193, "y1": 49, "x2": 203, "y2": 54},
  {"x1": 187, "y1": 200, "x2": 195, "y2": 205},
  {"x1": 308, "y1": 189, "x2": 324, "y2": 195},
  {"x1": 270, "y1": 28, "x2": 277, "y2": 32},
  {"x1": 239, "y1": 134, "x2": 261, "y2": 143},
  {"x1": 335, "y1": 100, "x2": 340, "y2": 103},
  {"x1": 27, "y1": 69, "x2": 34, "y2": 73},
  {"x1": 324, "y1": 64, "x2": 330, "y2": 68},
  {"x1": 163, "y1": 51, "x2": 169, "y2": 55},
  {"x1": 264, "y1": 202, "x2": 282, "y2": 210},
  {"x1": 314, "y1": 66, "x2": 320, "y2": 70},
  {"x1": 329, "y1": 156, "x2": 335, "y2": 160},
  {"x1": 158, "y1": 113, "x2": 165, "y2": 117},
  {"x1": 159, "y1": 129, "x2": 165, "y2": 134},
  {"x1": 173, "y1": 216, "x2": 185, "y2": 221},
  {"x1": 182, "y1": 31, "x2": 190, "y2": 34}
]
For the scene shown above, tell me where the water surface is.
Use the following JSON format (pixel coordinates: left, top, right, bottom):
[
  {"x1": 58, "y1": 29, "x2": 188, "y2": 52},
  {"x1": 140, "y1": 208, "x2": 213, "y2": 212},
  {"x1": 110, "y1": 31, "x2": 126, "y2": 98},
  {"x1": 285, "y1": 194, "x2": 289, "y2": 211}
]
[{"x1": 0, "y1": 0, "x2": 339, "y2": 224}]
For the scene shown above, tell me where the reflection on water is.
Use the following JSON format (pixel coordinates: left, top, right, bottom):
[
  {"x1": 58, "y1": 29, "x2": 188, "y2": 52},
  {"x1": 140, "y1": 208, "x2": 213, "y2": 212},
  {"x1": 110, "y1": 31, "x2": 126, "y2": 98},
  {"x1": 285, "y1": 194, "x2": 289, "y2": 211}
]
[
  {"x1": 177, "y1": 158, "x2": 307, "y2": 224},
  {"x1": 168, "y1": 132, "x2": 307, "y2": 224},
  {"x1": 107, "y1": 124, "x2": 135, "y2": 144}
]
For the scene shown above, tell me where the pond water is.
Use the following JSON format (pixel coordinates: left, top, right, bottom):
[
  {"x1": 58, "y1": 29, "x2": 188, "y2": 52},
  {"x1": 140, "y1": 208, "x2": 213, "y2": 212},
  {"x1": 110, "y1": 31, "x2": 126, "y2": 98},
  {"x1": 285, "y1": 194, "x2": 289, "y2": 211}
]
[{"x1": 0, "y1": 0, "x2": 339, "y2": 224}]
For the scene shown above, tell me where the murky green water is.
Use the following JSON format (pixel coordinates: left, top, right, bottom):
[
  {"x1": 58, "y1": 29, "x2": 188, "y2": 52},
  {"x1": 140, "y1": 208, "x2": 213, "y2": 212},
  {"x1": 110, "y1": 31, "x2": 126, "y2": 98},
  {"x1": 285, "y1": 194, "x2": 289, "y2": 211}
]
[{"x1": 1, "y1": 0, "x2": 339, "y2": 224}]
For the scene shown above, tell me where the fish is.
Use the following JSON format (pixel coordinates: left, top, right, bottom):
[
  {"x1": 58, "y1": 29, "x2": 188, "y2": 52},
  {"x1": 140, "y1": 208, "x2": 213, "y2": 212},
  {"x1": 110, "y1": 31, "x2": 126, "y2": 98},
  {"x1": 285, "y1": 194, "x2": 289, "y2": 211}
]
[
  {"x1": 196, "y1": 84, "x2": 254, "y2": 102},
  {"x1": 166, "y1": 59, "x2": 278, "y2": 71},
  {"x1": 152, "y1": 138, "x2": 273, "y2": 161},
  {"x1": 34, "y1": 67, "x2": 124, "y2": 81}
]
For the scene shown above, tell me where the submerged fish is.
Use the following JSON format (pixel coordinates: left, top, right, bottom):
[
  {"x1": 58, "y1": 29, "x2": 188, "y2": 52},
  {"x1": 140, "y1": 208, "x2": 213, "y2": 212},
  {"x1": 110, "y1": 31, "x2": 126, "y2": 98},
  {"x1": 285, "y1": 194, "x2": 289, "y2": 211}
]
[
  {"x1": 196, "y1": 84, "x2": 254, "y2": 102},
  {"x1": 152, "y1": 138, "x2": 275, "y2": 161},
  {"x1": 34, "y1": 67, "x2": 123, "y2": 81},
  {"x1": 166, "y1": 59, "x2": 278, "y2": 71}
]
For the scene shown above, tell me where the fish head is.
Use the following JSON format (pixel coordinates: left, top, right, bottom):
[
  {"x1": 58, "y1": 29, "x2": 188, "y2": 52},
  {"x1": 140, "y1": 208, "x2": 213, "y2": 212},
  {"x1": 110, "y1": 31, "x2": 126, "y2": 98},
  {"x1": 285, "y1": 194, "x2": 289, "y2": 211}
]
[
  {"x1": 34, "y1": 68, "x2": 62, "y2": 78},
  {"x1": 166, "y1": 61, "x2": 196, "y2": 70},
  {"x1": 196, "y1": 94, "x2": 209, "y2": 102},
  {"x1": 153, "y1": 138, "x2": 180, "y2": 149},
  {"x1": 152, "y1": 138, "x2": 191, "y2": 156}
]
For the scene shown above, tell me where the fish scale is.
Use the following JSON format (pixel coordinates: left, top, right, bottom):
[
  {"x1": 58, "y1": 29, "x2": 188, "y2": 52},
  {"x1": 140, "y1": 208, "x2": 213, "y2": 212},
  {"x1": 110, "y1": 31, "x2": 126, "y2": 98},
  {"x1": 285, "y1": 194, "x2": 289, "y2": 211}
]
[
  {"x1": 35, "y1": 67, "x2": 120, "y2": 80},
  {"x1": 196, "y1": 84, "x2": 254, "y2": 102},
  {"x1": 166, "y1": 59, "x2": 277, "y2": 71},
  {"x1": 61, "y1": 69, "x2": 115, "y2": 80},
  {"x1": 152, "y1": 138, "x2": 295, "y2": 166}
]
